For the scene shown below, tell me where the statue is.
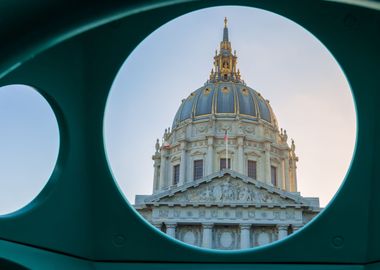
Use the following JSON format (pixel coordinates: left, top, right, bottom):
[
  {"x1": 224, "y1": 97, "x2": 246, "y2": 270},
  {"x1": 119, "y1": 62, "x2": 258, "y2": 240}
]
[
  {"x1": 155, "y1": 138, "x2": 160, "y2": 152},
  {"x1": 283, "y1": 129, "x2": 288, "y2": 142},
  {"x1": 291, "y1": 139, "x2": 296, "y2": 153}
]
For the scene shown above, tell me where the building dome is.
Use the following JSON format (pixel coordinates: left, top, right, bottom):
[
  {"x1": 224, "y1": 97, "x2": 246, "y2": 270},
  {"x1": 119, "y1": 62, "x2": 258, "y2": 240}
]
[
  {"x1": 172, "y1": 17, "x2": 277, "y2": 130},
  {"x1": 151, "y1": 17, "x2": 298, "y2": 194},
  {"x1": 172, "y1": 82, "x2": 277, "y2": 129}
]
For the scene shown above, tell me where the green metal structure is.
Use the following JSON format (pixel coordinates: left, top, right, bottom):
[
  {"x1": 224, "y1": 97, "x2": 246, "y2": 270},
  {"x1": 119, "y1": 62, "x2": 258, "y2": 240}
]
[{"x1": 0, "y1": 0, "x2": 379, "y2": 269}]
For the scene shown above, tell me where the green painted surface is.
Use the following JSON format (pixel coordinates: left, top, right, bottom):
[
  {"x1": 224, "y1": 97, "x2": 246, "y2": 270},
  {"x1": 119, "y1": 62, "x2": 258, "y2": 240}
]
[{"x1": 0, "y1": 0, "x2": 379, "y2": 269}]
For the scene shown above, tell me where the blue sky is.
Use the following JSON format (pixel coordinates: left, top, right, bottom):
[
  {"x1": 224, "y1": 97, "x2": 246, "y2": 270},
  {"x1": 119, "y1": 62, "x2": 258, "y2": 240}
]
[
  {"x1": 0, "y1": 6, "x2": 356, "y2": 215},
  {"x1": 0, "y1": 85, "x2": 59, "y2": 215}
]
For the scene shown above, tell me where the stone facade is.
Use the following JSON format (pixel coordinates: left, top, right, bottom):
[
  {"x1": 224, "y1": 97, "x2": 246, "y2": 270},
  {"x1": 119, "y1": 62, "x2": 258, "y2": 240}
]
[
  {"x1": 134, "y1": 18, "x2": 320, "y2": 249},
  {"x1": 136, "y1": 171, "x2": 319, "y2": 249}
]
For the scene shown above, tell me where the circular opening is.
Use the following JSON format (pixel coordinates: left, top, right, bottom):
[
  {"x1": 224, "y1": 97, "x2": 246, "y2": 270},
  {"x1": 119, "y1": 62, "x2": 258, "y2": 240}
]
[
  {"x1": 104, "y1": 6, "x2": 356, "y2": 250},
  {"x1": 0, "y1": 84, "x2": 60, "y2": 215}
]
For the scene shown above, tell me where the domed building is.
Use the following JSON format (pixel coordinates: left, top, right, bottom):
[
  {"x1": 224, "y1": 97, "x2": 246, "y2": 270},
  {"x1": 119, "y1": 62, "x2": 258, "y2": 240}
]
[{"x1": 135, "y1": 18, "x2": 320, "y2": 250}]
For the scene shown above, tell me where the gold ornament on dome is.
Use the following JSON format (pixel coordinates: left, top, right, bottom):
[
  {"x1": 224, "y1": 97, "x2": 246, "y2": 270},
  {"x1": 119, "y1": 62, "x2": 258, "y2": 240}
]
[{"x1": 222, "y1": 86, "x2": 229, "y2": 93}]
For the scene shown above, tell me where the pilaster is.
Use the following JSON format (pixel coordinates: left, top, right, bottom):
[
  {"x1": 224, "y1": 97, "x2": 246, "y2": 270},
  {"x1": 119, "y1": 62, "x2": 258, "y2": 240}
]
[
  {"x1": 166, "y1": 223, "x2": 177, "y2": 238},
  {"x1": 264, "y1": 142, "x2": 272, "y2": 185},
  {"x1": 202, "y1": 223, "x2": 213, "y2": 248},
  {"x1": 237, "y1": 136, "x2": 244, "y2": 174},
  {"x1": 179, "y1": 141, "x2": 187, "y2": 185},
  {"x1": 206, "y1": 136, "x2": 214, "y2": 176},
  {"x1": 159, "y1": 149, "x2": 168, "y2": 189},
  {"x1": 240, "y1": 224, "x2": 251, "y2": 249},
  {"x1": 277, "y1": 224, "x2": 288, "y2": 240}
]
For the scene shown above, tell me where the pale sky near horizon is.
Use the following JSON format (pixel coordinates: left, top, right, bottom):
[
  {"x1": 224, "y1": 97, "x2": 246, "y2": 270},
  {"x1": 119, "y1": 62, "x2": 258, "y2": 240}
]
[{"x1": 0, "y1": 6, "x2": 356, "y2": 215}]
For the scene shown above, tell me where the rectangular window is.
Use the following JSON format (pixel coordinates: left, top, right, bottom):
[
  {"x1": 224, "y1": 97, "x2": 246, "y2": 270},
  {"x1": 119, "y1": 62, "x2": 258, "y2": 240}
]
[
  {"x1": 193, "y1": 160, "x2": 203, "y2": 180},
  {"x1": 271, "y1": 165, "x2": 277, "y2": 186},
  {"x1": 220, "y1": 158, "x2": 231, "y2": 170},
  {"x1": 173, "y1": 164, "x2": 180, "y2": 185},
  {"x1": 247, "y1": 160, "x2": 257, "y2": 179}
]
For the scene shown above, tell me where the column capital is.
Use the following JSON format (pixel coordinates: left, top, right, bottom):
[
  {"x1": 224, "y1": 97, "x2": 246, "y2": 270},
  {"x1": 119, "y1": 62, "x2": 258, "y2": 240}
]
[
  {"x1": 292, "y1": 224, "x2": 302, "y2": 231},
  {"x1": 153, "y1": 223, "x2": 162, "y2": 229},
  {"x1": 206, "y1": 136, "x2": 214, "y2": 145},
  {"x1": 166, "y1": 222, "x2": 177, "y2": 229},
  {"x1": 152, "y1": 153, "x2": 160, "y2": 160},
  {"x1": 236, "y1": 136, "x2": 244, "y2": 146},
  {"x1": 240, "y1": 224, "x2": 251, "y2": 230},
  {"x1": 264, "y1": 141, "x2": 271, "y2": 151},
  {"x1": 277, "y1": 224, "x2": 289, "y2": 230},
  {"x1": 202, "y1": 223, "x2": 214, "y2": 229},
  {"x1": 179, "y1": 140, "x2": 188, "y2": 149}
]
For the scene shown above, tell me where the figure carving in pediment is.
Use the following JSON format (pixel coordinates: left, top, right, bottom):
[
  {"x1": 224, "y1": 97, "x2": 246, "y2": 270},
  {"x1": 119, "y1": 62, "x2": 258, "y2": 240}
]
[{"x1": 159, "y1": 177, "x2": 295, "y2": 205}]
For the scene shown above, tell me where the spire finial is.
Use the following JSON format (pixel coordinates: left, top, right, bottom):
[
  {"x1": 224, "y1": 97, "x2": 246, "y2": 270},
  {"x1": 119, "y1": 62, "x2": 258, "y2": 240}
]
[
  {"x1": 207, "y1": 18, "x2": 242, "y2": 83},
  {"x1": 223, "y1": 17, "x2": 229, "y2": 42}
]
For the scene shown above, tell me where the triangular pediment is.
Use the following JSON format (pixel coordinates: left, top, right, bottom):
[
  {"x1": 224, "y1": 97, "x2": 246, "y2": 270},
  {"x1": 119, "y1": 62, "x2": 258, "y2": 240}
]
[
  {"x1": 244, "y1": 150, "x2": 261, "y2": 157},
  {"x1": 143, "y1": 170, "x2": 308, "y2": 207}
]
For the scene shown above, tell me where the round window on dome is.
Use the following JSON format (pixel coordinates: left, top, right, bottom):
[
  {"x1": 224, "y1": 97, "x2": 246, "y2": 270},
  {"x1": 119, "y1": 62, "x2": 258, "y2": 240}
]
[
  {"x1": 104, "y1": 6, "x2": 356, "y2": 251},
  {"x1": 204, "y1": 88, "x2": 211, "y2": 95}
]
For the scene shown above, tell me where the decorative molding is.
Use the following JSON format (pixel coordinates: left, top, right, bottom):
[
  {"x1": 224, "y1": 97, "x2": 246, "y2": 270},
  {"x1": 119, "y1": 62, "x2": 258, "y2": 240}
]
[
  {"x1": 216, "y1": 149, "x2": 235, "y2": 155},
  {"x1": 196, "y1": 123, "x2": 210, "y2": 134},
  {"x1": 171, "y1": 155, "x2": 181, "y2": 162},
  {"x1": 244, "y1": 150, "x2": 261, "y2": 157},
  {"x1": 190, "y1": 150, "x2": 206, "y2": 156},
  {"x1": 239, "y1": 123, "x2": 256, "y2": 134}
]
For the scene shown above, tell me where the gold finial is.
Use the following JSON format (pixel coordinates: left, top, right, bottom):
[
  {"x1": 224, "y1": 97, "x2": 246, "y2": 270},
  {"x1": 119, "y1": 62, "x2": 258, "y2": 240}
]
[{"x1": 224, "y1": 17, "x2": 228, "y2": 27}]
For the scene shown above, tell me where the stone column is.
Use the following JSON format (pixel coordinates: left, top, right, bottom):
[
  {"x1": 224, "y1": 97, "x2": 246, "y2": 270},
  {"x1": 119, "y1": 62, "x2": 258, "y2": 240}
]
[
  {"x1": 206, "y1": 136, "x2": 214, "y2": 175},
  {"x1": 264, "y1": 142, "x2": 271, "y2": 185},
  {"x1": 278, "y1": 158, "x2": 284, "y2": 190},
  {"x1": 152, "y1": 156, "x2": 160, "y2": 193},
  {"x1": 166, "y1": 223, "x2": 177, "y2": 239},
  {"x1": 290, "y1": 158, "x2": 298, "y2": 192},
  {"x1": 284, "y1": 156, "x2": 290, "y2": 191},
  {"x1": 202, "y1": 223, "x2": 213, "y2": 248},
  {"x1": 240, "y1": 224, "x2": 251, "y2": 249},
  {"x1": 277, "y1": 224, "x2": 288, "y2": 240},
  {"x1": 237, "y1": 136, "x2": 244, "y2": 174},
  {"x1": 159, "y1": 149, "x2": 167, "y2": 189},
  {"x1": 179, "y1": 141, "x2": 187, "y2": 185}
]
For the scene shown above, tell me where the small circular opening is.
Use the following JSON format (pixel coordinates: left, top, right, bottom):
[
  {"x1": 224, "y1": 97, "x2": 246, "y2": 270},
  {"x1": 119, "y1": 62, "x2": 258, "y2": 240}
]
[{"x1": 0, "y1": 84, "x2": 60, "y2": 215}]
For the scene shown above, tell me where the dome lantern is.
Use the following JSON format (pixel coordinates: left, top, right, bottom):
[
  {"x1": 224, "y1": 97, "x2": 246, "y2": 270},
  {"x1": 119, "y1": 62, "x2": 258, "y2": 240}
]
[{"x1": 209, "y1": 17, "x2": 242, "y2": 83}]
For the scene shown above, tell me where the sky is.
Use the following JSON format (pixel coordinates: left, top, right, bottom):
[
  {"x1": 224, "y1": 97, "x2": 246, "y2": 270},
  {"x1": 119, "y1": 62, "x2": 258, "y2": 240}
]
[
  {"x1": 0, "y1": 6, "x2": 356, "y2": 215},
  {"x1": 0, "y1": 85, "x2": 60, "y2": 215}
]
